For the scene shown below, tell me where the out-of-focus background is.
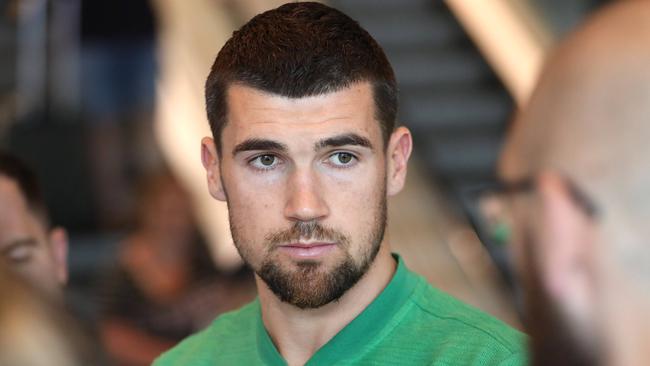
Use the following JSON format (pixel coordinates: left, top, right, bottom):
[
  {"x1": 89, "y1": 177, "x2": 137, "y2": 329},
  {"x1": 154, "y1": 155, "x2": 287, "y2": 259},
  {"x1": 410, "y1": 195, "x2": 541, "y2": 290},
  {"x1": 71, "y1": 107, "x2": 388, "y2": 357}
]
[{"x1": 0, "y1": 0, "x2": 611, "y2": 364}]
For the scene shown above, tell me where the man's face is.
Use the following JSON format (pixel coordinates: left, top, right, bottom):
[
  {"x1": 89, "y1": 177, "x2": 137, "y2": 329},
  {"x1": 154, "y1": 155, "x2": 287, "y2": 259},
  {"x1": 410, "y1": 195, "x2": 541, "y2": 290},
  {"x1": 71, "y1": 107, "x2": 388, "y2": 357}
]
[
  {"x1": 203, "y1": 82, "x2": 393, "y2": 309},
  {"x1": 0, "y1": 176, "x2": 67, "y2": 298}
]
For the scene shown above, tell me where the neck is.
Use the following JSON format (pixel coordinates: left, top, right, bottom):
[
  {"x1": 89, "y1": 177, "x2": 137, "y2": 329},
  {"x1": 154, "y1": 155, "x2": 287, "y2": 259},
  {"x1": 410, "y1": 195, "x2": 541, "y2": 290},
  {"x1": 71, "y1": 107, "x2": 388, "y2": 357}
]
[{"x1": 257, "y1": 243, "x2": 396, "y2": 366}]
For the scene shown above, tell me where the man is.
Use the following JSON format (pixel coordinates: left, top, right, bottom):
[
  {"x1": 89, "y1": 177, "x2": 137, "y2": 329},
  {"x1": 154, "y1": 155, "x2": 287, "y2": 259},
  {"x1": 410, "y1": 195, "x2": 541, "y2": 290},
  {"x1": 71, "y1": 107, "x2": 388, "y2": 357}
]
[
  {"x1": 156, "y1": 3, "x2": 525, "y2": 365},
  {"x1": 498, "y1": 1, "x2": 650, "y2": 365},
  {"x1": 0, "y1": 152, "x2": 103, "y2": 366},
  {"x1": 0, "y1": 151, "x2": 68, "y2": 299}
]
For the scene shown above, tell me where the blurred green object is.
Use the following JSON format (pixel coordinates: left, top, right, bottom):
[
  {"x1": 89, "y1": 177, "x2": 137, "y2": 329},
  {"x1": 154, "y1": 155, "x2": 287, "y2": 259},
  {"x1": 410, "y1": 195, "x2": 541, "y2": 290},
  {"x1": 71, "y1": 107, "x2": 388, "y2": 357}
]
[{"x1": 492, "y1": 222, "x2": 511, "y2": 247}]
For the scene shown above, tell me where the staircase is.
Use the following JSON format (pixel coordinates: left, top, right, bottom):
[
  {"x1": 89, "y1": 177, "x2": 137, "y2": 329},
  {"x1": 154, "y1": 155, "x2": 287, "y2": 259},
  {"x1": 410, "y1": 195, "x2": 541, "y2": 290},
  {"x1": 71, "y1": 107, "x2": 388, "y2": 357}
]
[{"x1": 329, "y1": 0, "x2": 513, "y2": 196}]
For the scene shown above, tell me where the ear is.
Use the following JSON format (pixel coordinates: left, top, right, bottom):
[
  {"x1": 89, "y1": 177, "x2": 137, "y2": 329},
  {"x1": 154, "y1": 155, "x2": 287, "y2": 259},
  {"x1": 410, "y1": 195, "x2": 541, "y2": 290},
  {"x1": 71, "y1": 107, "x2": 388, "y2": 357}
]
[
  {"x1": 535, "y1": 171, "x2": 595, "y2": 319},
  {"x1": 201, "y1": 137, "x2": 226, "y2": 201},
  {"x1": 48, "y1": 227, "x2": 68, "y2": 285},
  {"x1": 386, "y1": 126, "x2": 413, "y2": 197}
]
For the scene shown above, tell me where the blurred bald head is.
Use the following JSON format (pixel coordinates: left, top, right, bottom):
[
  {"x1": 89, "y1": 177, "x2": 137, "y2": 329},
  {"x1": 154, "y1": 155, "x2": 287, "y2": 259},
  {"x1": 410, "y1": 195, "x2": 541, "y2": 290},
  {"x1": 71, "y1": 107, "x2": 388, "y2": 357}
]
[
  {"x1": 503, "y1": 0, "x2": 650, "y2": 258},
  {"x1": 500, "y1": 2, "x2": 650, "y2": 365},
  {"x1": 503, "y1": 1, "x2": 650, "y2": 189}
]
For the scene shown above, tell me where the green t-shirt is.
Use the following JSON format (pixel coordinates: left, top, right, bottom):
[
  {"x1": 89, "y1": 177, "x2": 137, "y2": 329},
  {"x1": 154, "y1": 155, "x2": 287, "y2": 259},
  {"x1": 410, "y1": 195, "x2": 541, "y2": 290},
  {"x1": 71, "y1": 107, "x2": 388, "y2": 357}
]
[{"x1": 154, "y1": 255, "x2": 527, "y2": 365}]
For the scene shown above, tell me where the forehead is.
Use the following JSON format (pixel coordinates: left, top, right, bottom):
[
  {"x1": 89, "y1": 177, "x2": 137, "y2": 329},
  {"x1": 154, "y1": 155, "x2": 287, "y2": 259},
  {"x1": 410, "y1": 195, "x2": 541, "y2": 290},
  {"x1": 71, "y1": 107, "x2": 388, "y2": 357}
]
[
  {"x1": 222, "y1": 82, "x2": 379, "y2": 147},
  {"x1": 0, "y1": 176, "x2": 29, "y2": 218},
  {"x1": 0, "y1": 176, "x2": 42, "y2": 240}
]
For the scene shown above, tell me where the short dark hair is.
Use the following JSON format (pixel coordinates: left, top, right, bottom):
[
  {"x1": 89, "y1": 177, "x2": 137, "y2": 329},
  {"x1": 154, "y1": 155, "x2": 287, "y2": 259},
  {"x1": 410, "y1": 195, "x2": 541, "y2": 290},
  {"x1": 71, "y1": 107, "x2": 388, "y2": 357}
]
[
  {"x1": 205, "y1": 2, "x2": 397, "y2": 152},
  {"x1": 0, "y1": 151, "x2": 48, "y2": 225}
]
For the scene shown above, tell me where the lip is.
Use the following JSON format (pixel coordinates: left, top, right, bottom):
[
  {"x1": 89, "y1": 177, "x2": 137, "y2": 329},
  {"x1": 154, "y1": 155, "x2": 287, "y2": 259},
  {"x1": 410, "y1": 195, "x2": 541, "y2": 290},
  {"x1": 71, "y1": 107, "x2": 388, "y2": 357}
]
[{"x1": 277, "y1": 242, "x2": 337, "y2": 259}]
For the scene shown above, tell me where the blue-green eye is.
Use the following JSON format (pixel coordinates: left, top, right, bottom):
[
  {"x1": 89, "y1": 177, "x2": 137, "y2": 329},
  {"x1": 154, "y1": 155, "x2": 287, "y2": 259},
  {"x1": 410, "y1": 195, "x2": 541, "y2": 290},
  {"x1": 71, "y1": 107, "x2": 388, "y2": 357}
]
[
  {"x1": 328, "y1": 152, "x2": 356, "y2": 166},
  {"x1": 250, "y1": 154, "x2": 278, "y2": 169}
]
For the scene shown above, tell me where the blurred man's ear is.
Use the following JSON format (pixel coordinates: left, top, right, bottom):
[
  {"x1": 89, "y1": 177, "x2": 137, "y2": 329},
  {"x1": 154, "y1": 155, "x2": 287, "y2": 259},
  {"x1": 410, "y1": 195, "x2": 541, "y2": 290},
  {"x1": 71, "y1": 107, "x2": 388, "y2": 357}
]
[
  {"x1": 48, "y1": 227, "x2": 68, "y2": 285},
  {"x1": 536, "y1": 171, "x2": 596, "y2": 321},
  {"x1": 201, "y1": 137, "x2": 226, "y2": 201},
  {"x1": 386, "y1": 126, "x2": 413, "y2": 197}
]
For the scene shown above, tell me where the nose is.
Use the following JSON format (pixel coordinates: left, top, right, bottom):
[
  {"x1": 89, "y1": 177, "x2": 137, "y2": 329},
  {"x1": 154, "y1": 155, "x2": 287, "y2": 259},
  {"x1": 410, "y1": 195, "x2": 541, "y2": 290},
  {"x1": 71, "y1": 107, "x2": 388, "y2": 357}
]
[{"x1": 284, "y1": 168, "x2": 329, "y2": 222}]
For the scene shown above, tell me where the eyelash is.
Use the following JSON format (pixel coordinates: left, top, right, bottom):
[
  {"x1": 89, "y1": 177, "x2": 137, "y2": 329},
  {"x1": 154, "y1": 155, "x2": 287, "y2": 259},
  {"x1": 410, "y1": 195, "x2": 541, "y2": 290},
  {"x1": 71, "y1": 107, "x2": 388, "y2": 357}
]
[
  {"x1": 248, "y1": 154, "x2": 281, "y2": 171},
  {"x1": 326, "y1": 151, "x2": 358, "y2": 168},
  {"x1": 247, "y1": 151, "x2": 359, "y2": 172}
]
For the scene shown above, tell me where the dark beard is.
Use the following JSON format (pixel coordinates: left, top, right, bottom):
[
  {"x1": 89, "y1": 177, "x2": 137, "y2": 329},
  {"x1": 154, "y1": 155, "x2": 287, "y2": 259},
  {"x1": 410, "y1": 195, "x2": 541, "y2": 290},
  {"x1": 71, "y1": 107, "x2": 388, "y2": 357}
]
[
  {"x1": 522, "y1": 232, "x2": 600, "y2": 366},
  {"x1": 259, "y1": 251, "x2": 366, "y2": 309},
  {"x1": 258, "y1": 198, "x2": 386, "y2": 309}
]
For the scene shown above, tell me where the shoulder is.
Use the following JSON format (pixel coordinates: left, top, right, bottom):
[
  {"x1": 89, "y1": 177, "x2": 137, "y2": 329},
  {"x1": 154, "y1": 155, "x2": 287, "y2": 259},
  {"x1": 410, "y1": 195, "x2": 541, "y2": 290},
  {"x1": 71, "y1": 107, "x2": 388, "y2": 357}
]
[
  {"x1": 403, "y1": 275, "x2": 527, "y2": 364},
  {"x1": 153, "y1": 300, "x2": 259, "y2": 366}
]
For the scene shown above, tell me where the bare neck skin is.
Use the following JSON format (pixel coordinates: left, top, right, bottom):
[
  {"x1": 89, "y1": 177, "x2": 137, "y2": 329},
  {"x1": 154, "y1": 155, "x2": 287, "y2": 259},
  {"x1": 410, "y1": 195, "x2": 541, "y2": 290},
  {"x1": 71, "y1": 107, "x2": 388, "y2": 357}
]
[{"x1": 257, "y1": 242, "x2": 396, "y2": 366}]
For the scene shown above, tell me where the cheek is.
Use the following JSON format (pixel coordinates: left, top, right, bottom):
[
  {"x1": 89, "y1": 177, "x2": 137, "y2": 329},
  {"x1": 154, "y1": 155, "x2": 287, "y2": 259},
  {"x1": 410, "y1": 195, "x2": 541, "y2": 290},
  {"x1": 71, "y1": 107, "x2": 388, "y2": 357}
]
[
  {"x1": 231, "y1": 172, "x2": 283, "y2": 210},
  {"x1": 17, "y1": 252, "x2": 56, "y2": 287},
  {"x1": 322, "y1": 167, "x2": 385, "y2": 230},
  {"x1": 225, "y1": 171, "x2": 285, "y2": 237},
  {"x1": 327, "y1": 177, "x2": 379, "y2": 208}
]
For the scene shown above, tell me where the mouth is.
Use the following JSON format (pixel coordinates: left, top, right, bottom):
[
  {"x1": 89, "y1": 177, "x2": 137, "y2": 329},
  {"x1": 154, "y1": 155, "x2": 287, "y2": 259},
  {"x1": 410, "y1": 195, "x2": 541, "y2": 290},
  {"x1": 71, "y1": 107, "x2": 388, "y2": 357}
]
[{"x1": 277, "y1": 242, "x2": 337, "y2": 259}]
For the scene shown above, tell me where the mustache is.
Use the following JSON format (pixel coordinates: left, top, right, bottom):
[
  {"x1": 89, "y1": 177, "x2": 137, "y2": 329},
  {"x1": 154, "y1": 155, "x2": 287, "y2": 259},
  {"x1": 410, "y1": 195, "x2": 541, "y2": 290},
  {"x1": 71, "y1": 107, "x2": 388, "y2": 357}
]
[{"x1": 266, "y1": 221, "x2": 349, "y2": 248}]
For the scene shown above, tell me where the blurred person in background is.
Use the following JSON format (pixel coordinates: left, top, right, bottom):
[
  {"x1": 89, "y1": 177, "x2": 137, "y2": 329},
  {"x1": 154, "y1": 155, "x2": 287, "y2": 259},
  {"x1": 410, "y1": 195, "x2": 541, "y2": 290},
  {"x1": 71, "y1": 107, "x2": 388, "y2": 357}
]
[
  {"x1": 497, "y1": 1, "x2": 650, "y2": 365},
  {"x1": 81, "y1": 0, "x2": 162, "y2": 229},
  {"x1": 0, "y1": 151, "x2": 68, "y2": 300},
  {"x1": 0, "y1": 267, "x2": 95, "y2": 366},
  {"x1": 100, "y1": 171, "x2": 254, "y2": 366},
  {"x1": 0, "y1": 152, "x2": 100, "y2": 364},
  {"x1": 156, "y1": 3, "x2": 526, "y2": 365}
]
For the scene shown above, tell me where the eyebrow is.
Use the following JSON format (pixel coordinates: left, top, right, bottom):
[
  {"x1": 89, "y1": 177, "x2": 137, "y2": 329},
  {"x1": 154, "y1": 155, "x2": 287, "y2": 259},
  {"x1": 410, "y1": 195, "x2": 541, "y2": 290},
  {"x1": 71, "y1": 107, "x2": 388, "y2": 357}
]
[
  {"x1": 315, "y1": 133, "x2": 374, "y2": 151},
  {"x1": 232, "y1": 139, "x2": 289, "y2": 156},
  {"x1": 232, "y1": 133, "x2": 374, "y2": 156}
]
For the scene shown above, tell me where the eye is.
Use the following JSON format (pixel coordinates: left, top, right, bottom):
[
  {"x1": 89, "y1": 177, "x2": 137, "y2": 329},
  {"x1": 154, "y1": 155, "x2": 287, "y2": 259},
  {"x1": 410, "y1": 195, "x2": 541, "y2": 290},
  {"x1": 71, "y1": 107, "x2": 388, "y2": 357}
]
[
  {"x1": 4, "y1": 244, "x2": 32, "y2": 264},
  {"x1": 328, "y1": 152, "x2": 357, "y2": 167},
  {"x1": 250, "y1": 154, "x2": 279, "y2": 170}
]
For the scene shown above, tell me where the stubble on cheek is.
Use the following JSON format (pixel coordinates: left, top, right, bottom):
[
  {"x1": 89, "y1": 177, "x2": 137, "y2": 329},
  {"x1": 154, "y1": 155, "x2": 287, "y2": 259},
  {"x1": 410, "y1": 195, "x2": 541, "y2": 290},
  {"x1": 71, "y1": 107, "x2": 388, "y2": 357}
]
[{"x1": 225, "y1": 191, "x2": 269, "y2": 269}]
